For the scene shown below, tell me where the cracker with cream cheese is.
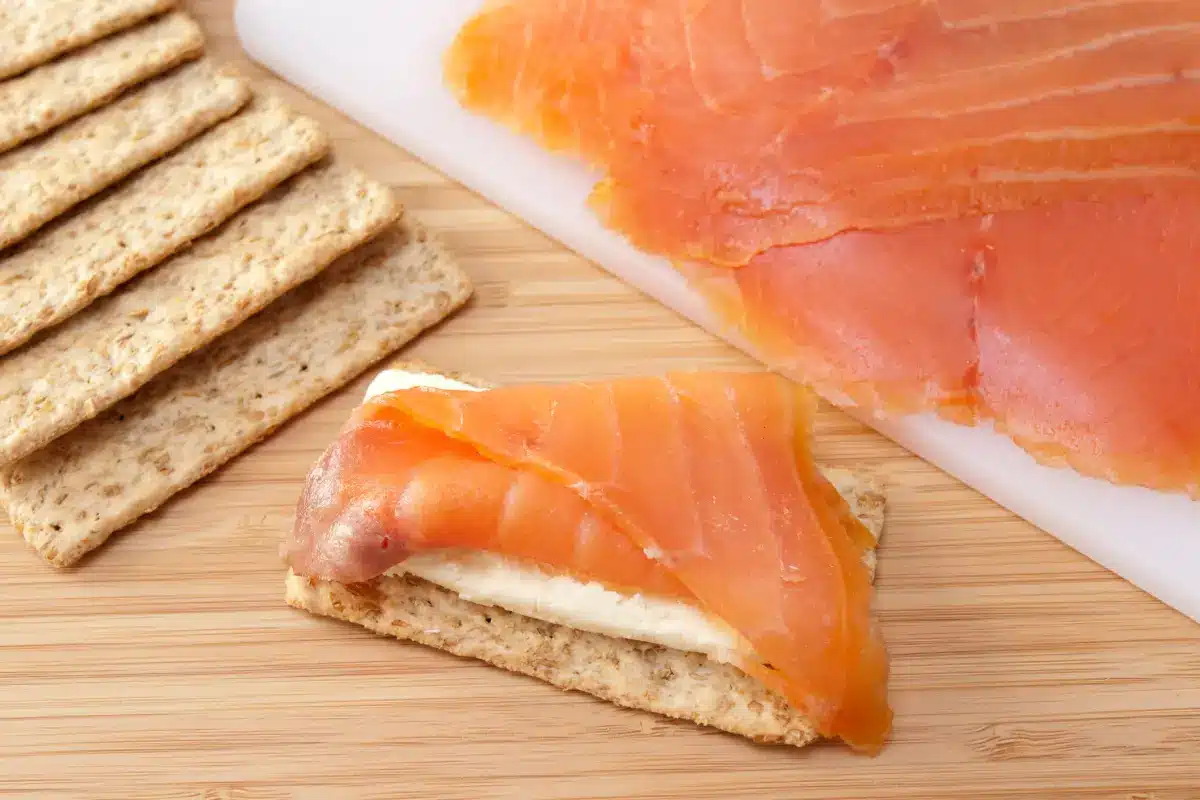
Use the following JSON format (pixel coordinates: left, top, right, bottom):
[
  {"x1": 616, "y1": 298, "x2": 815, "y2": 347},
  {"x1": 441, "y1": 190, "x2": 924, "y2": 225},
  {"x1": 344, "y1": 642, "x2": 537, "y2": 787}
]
[{"x1": 284, "y1": 363, "x2": 886, "y2": 748}]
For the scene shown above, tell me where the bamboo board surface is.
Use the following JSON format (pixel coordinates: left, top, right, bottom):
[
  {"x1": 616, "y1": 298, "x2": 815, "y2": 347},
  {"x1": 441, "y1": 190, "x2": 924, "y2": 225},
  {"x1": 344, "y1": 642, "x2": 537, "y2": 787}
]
[{"x1": 1, "y1": 3, "x2": 1198, "y2": 797}]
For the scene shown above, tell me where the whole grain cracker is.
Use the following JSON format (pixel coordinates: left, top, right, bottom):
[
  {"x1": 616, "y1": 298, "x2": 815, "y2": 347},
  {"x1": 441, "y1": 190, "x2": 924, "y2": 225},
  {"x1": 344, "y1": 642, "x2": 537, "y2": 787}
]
[
  {"x1": 0, "y1": 95, "x2": 330, "y2": 356},
  {"x1": 1, "y1": 224, "x2": 471, "y2": 567},
  {"x1": 0, "y1": 11, "x2": 204, "y2": 155},
  {"x1": 282, "y1": 469, "x2": 884, "y2": 749},
  {"x1": 0, "y1": 59, "x2": 250, "y2": 252},
  {"x1": 0, "y1": 0, "x2": 175, "y2": 80},
  {"x1": 0, "y1": 162, "x2": 400, "y2": 468},
  {"x1": 283, "y1": 366, "x2": 886, "y2": 747},
  {"x1": 289, "y1": 572, "x2": 819, "y2": 746}
]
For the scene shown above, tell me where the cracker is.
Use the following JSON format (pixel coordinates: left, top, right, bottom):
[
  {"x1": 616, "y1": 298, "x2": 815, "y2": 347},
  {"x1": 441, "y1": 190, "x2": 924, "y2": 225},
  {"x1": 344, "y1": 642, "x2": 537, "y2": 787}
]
[
  {"x1": 0, "y1": 11, "x2": 204, "y2": 155},
  {"x1": 0, "y1": 0, "x2": 175, "y2": 80},
  {"x1": 1, "y1": 224, "x2": 471, "y2": 567},
  {"x1": 0, "y1": 60, "x2": 250, "y2": 251},
  {"x1": 0, "y1": 161, "x2": 401, "y2": 468},
  {"x1": 288, "y1": 572, "x2": 820, "y2": 746},
  {"x1": 282, "y1": 472, "x2": 884, "y2": 749},
  {"x1": 283, "y1": 366, "x2": 886, "y2": 747},
  {"x1": 0, "y1": 95, "x2": 330, "y2": 356}
]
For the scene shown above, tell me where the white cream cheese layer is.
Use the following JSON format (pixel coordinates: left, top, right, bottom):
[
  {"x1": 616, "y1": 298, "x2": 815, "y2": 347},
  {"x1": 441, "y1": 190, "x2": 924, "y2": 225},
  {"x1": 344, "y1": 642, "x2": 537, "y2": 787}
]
[
  {"x1": 364, "y1": 368, "x2": 741, "y2": 664},
  {"x1": 365, "y1": 368, "x2": 476, "y2": 398}
]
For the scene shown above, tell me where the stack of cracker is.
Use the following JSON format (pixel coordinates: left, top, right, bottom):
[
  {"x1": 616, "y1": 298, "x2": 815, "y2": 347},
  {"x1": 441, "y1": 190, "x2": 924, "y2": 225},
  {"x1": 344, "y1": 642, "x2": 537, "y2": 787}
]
[{"x1": 0, "y1": 0, "x2": 474, "y2": 567}]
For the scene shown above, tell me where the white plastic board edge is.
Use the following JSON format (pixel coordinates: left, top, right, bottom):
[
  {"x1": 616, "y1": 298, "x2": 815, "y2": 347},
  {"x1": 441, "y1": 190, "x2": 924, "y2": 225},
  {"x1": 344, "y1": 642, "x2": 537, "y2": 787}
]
[{"x1": 235, "y1": 0, "x2": 1200, "y2": 623}]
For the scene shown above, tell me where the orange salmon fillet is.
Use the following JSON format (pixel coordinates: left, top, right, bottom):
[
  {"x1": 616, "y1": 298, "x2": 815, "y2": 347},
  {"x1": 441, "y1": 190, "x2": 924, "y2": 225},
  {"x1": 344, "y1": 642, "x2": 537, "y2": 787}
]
[{"x1": 446, "y1": 0, "x2": 1200, "y2": 264}]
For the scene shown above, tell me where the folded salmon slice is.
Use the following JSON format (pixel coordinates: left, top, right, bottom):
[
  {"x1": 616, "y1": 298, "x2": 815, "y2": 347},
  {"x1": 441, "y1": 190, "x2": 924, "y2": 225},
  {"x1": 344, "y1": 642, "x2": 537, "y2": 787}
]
[
  {"x1": 287, "y1": 372, "x2": 892, "y2": 752},
  {"x1": 446, "y1": 0, "x2": 1200, "y2": 263},
  {"x1": 288, "y1": 419, "x2": 691, "y2": 598}
]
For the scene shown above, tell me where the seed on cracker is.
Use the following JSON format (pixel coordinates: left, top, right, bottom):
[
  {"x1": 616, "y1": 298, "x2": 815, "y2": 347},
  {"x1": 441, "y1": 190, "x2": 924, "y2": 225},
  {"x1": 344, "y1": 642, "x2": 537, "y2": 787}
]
[
  {"x1": 1, "y1": 224, "x2": 472, "y2": 567},
  {"x1": 0, "y1": 59, "x2": 250, "y2": 252},
  {"x1": 0, "y1": 11, "x2": 204, "y2": 155},
  {"x1": 0, "y1": 95, "x2": 330, "y2": 356},
  {"x1": 0, "y1": 0, "x2": 176, "y2": 81},
  {"x1": 0, "y1": 162, "x2": 400, "y2": 468}
]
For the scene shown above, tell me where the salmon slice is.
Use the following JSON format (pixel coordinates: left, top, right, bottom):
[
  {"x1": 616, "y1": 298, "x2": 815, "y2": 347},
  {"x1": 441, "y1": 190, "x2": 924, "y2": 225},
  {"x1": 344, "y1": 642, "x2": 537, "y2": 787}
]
[
  {"x1": 677, "y1": 222, "x2": 981, "y2": 421},
  {"x1": 976, "y1": 191, "x2": 1200, "y2": 494},
  {"x1": 446, "y1": 0, "x2": 1200, "y2": 263},
  {"x1": 443, "y1": 0, "x2": 636, "y2": 164},
  {"x1": 287, "y1": 372, "x2": 892, "y2": 752},
  {"x1": 686, "y1": 188, "x2": 1200, "y2": 495},
  {"x1": 288, "y1": 419, "x2": 691, "y2": 598}
]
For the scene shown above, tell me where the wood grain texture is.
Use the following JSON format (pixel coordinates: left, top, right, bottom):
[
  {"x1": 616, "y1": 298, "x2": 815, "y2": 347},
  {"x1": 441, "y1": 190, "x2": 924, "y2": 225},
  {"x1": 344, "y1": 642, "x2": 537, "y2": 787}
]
[{"x1": 1, "y1": 2, "x2": 1198, "y2": 798}]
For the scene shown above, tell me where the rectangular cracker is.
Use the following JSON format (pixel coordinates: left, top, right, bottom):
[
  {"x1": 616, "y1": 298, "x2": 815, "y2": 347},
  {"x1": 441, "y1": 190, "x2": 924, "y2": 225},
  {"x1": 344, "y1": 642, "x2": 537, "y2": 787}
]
[
  {"x1": 0, "y1": 0, "x2": 175, "y2": 80},
  {"x1": 0, "y1": 11, "x2": 205, "y2": 155},
  {"x1": 0, "y1": 59, "x2": 250, "y2": 251},
  {"x1": 1, "y1": 224, "x2": 471, "y2": 567},
  {"x1": 0, "y1": 95, "x2": 331, "y2": 356},
  {"x1": 0, "y1": 161, "x2": 401, "y2": 468},
  {"x1": 283, "y1": 465, "x2": 884, "y2": 749},
  {"x1": 289, "y1": 572, "x2": 821, "y2": 746}
]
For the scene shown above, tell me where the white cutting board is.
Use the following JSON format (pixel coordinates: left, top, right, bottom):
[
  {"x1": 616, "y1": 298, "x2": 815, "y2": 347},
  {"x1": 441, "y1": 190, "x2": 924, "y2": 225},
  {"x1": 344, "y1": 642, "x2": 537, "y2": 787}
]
[{"x1": 235, "y1": 0, "x2": 1200, "y2": 623}]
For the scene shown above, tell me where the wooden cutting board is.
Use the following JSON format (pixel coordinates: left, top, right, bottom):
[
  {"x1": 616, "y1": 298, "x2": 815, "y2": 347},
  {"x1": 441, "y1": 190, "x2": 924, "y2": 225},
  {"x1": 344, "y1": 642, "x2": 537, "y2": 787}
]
[{"x1": 1, "y1": 2, "x2": 1197, "y2": 797}]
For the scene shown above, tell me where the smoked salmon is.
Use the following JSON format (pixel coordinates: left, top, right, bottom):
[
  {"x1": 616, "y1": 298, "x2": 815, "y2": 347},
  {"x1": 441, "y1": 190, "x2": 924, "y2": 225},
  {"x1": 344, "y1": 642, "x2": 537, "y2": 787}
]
[
  {"x1": 287, "y1": 372, "x2": 893, "y2": 753},
  {"x1": 445, "y1": 1, "x2": 1200, "y2": 495},
  {"x1": 682, "y1": 190, "x2": 1200, "y2": 495},
  {"x1": 446, "y1": 0, "x2": 1200, "y2": 264}
]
